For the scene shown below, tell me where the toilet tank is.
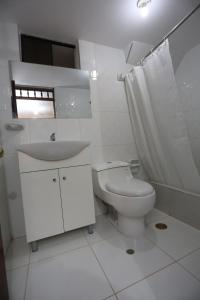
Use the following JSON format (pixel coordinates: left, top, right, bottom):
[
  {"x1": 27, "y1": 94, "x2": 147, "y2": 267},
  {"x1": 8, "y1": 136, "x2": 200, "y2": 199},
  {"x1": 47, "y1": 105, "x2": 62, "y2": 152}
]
[{"x1": 92, "y1": 161, "x2": 131, "y2": 199}]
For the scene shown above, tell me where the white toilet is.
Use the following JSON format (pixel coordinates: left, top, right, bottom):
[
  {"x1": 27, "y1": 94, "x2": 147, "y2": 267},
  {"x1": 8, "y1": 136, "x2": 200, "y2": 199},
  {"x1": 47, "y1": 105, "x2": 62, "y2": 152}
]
[{"x1": 92, "y1": 161, "x2": 155, "y2": 238}]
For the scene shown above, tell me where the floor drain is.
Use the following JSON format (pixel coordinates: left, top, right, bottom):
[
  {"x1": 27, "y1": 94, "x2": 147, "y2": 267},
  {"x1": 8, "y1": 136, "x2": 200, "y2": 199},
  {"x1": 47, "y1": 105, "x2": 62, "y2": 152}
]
[
  {"x1": 126, "y1": 249, "x2": 135, "y2": 255},
  {"x1": 155, "y1": 223, "x2": 168, "y2": 230}
]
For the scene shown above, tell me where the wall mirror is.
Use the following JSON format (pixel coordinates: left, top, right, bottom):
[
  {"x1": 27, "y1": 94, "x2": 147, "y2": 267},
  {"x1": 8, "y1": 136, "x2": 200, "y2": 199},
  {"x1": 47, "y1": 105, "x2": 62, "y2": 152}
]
[{"x1": 10, "y1": 61, "x2": 91, "y2": 119}]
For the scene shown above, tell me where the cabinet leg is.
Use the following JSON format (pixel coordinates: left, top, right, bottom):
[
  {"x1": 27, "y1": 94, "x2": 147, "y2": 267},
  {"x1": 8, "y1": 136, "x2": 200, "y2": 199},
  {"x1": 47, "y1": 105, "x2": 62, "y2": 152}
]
[
  {"x1": 30, "y1": 241, "x2": 38, "y2": 252},
  {"x1": 87, "y1": 224, "x2": 94, "y2": 235}
]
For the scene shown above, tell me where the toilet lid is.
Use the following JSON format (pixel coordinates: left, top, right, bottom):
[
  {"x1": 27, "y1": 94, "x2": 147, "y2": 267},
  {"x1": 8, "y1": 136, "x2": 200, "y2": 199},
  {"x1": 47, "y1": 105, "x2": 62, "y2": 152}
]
[{"x1": 106, "y1": 177, "x2": 154, "y2": 197}]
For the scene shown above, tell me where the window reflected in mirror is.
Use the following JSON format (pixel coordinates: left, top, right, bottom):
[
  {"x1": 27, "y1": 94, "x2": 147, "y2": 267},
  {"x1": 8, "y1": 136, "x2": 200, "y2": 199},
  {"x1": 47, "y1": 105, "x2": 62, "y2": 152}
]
[
  {"x1": 10, "y1": 61, "x2": 92, "y2": 119},
  {"x1": 11, "y1": 81, "x2": 55, "y2": 119}
]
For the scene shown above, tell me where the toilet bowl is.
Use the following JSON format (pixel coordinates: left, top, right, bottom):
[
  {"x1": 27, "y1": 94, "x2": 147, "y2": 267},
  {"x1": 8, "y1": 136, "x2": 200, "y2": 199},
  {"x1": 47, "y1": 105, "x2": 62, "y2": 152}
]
[{"x1": 92, "y1": 161, "x2": 155, "y2": 238}]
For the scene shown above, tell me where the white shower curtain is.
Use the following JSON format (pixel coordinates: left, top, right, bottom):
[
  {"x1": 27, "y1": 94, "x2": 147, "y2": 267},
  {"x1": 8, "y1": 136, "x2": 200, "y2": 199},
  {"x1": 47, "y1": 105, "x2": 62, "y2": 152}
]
[{"x1": 125, "y1": 40, "x2": 200, "y2": 193}]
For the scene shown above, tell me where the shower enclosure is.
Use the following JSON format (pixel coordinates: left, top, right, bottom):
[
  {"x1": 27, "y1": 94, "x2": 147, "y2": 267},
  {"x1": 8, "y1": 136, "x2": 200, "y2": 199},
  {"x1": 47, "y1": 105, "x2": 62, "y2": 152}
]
[{"x1": 124, "y1": 4, "x2": 200, "y2": 229}]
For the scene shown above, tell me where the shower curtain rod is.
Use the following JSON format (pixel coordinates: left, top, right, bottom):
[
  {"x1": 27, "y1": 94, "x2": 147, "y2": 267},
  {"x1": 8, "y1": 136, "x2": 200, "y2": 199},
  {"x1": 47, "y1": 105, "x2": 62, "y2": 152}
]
[{"x1": 125, "y1": 2, "x2": 200, "y2": 66}]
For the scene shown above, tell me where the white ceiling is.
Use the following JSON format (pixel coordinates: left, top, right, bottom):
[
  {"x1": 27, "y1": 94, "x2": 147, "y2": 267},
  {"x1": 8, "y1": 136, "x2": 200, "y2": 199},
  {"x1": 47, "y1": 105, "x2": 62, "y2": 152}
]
[{"x1": 0, "y1": 0, "x2": 199, "y2": 49}]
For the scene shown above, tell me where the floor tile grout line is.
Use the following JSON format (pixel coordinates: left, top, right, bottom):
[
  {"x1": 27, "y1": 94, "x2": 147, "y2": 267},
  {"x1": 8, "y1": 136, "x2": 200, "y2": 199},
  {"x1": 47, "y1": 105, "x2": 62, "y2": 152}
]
[
  {"x1": 83, "y1": 229, "x2": 118, "y2": 300},
  {"x1": 88, "y1": 239, "x2": 116, "y2": 296},
  {"x1": 175, "y1": 246, "x2": 200, "y2": 262},
  {"x1": 6, "y1": 262, "x2": 30, "y2": 272},
  {"x1": 25, "y1": 230, "x2": 115, "y2": 300},
  {"x1": 88, "y1": 230, "x2": 176, "y2": 298},
  {"x1": 28, "y1": 228, "x2": 88, "y2": 264},
  {"x1": 8, "y1": 214, "x2": 200, "y2": 299},
  {"x1": 176, "y1": 260, "x2": 200, "y2": 283},
  {"x1": 90, "y1": 248, "x2": 116, "y2": 296},
  {"x1": 7, "y1": 223, "x2": 112, "y2": 271},
  {"x1": 6, "y1": 242, "x2": 89, "y2": 270},
  {"x1": 29, "y1": 243, "x2": 89, "y2": 266},
  {"x1": 23, "y1": 240, "x2": 31, "y2": 300},
  {"x1": 146, "y1": 232, "x2": 200, "y2": 263},
  {"x1": 104, "y1": 212, "x2": 190, "y2": 264},
  {"x1": 114, "y1": 261, "x2": 177, "y2": 296},
  {"x1": 85, "y1": 224, "x2": 121, "y2": 300},
  {"x1": 102, "y1": 295, "x2": 116, "y2": 300},
  {"x1": 144, "y1": 234, "x2": 178, "y2": 261},
  {"x1": 23, "y1": 263, "x2": 30, "y2": 300}
]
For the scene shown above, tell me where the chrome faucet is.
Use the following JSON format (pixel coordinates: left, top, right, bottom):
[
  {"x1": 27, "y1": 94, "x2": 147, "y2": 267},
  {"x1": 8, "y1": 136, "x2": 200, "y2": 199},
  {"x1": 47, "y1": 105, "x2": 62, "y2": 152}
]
[{"x1": 50, "y1": 132, "x2": 56, "y2": 141}]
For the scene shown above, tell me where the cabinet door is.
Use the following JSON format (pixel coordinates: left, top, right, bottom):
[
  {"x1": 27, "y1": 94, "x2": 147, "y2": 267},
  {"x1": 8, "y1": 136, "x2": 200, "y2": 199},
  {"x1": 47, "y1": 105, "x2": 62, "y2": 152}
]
[
  {"x1": 59, "y1": 166, "x2": 95, "y2": 232},
  {"x1": 21, "y1": 170, "x2": 64, "y2": 242}
]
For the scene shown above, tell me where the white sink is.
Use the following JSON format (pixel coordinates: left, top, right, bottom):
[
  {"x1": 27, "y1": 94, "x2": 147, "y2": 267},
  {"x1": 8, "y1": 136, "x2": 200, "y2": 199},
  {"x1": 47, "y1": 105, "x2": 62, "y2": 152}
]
[{"x1": 18, "y1": 141, "x2": 90, "y2": 161}]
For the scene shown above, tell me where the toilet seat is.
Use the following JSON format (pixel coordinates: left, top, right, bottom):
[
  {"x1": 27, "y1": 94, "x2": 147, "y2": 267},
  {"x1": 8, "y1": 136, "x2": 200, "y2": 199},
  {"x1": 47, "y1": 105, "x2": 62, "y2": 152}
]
[{"x1": 105, "y1": 177, "x2": 154, "y2": 197}]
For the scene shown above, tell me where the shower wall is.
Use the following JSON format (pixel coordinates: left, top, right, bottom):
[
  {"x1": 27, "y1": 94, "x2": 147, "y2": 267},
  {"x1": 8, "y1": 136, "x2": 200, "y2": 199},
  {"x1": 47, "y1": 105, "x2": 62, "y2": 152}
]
[
  {"x1": 176, "y1": 44, "x2": 200, "y2": 173},
  {"x1": 171, "y1": 8, "x2": 200, "y2": 175},
  {"x1": 155, "y1": 8, "x2": 200, "y2": 229}
]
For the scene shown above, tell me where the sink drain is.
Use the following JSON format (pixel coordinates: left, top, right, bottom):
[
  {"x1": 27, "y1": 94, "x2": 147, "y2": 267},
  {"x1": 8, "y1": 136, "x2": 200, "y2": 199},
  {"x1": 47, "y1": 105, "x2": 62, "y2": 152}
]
[
  {"x1": 126, "y1": 249, "x2": 135, "y2": 255},
  {"x1": 155, "y1": 223, "x2": 168, "y2": 230}
]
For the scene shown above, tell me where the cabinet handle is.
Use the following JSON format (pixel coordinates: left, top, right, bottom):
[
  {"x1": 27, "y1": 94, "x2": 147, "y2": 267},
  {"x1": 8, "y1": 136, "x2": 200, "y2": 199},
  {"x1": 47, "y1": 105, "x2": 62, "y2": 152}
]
[
  {"x1": 53, "y1": 178, "x2": 57, "y2": 182},
  {"x1": 63, "y1": 176, "x2": 66, "y2": 180}
]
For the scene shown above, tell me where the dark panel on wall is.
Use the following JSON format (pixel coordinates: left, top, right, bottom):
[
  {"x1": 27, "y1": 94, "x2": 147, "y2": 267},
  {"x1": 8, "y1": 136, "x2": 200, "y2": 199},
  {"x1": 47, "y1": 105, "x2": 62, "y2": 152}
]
[
  {"x1": 52, "y1": 44, "x2": 75, "y2": 68},
  {"x1": 21, "y1": 34, "x2": 77, "y2": 68},
  {"x1": 21, "y1": 35, "x2": 52, "y2": 66}
]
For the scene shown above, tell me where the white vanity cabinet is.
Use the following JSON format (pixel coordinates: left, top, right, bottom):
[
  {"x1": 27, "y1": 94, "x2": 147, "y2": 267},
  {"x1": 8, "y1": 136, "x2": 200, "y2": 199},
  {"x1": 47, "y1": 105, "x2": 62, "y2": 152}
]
[
  {"x1": 20, "y1": 169, "x2": 64, "y2": 242},
  {"x1": 18, "y1": 145, "x2": 95, "y2": 250},
  {"x1": 59, "y1": 166, "x2": 94, "y2": 232}
]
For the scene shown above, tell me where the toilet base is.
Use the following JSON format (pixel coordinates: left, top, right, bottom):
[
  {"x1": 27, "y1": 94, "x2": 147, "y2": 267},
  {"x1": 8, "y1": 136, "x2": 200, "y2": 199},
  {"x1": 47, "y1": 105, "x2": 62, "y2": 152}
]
[{"x1": 118, "y1": 215, "x2": 146, "y2": 238}]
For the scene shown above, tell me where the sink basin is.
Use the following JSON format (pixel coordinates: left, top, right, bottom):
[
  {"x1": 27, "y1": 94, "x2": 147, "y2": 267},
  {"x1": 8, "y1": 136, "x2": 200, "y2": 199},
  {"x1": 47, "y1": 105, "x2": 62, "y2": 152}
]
[{"x1": 18, "y1": 141, "x2": 90, "y2": 161}]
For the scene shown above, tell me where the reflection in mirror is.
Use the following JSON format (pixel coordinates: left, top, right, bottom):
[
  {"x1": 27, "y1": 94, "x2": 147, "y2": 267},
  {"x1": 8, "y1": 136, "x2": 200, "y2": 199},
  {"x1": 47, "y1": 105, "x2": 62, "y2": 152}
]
[
  {"x1": 10, "y1": 61, "x2": 92, "y2": 119},
  {"x1": 11, "y1": 82, "x2": 55, "y2": 119},
  {"x1": 55, "y1": 86, "x2": 91, "y2": 118}
]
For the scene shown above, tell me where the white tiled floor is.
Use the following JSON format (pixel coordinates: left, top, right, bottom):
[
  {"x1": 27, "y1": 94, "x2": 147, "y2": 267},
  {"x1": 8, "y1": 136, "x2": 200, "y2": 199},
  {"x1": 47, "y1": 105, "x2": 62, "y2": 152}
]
[
  {"x1": 179, "y1": 249, "x2": 200, "y2": 281},
  {"x1": 7, "y1": 266, "x2": 28, "y2": 300},
  {"x1": 6, "y1": 210, "x2": 200, "y2": 300},
  {"x1": 146, "y1": 213, "x2": 200, "y2": 260},
  {"x1": 83, "y1": 214, "x2": 120, "y2": 245},
  {"x1": 117, "y1": 264, "x2": 200, "y2": 300},
  {"x1": 92, "y1": 235, "x2": 173, "y2": 292},
  {"x1": 6, "y1": 237, "x2": 30, "y2": 270},
  {"x1": 30, "y1": 229, "x2": 87, "y2": 263}
]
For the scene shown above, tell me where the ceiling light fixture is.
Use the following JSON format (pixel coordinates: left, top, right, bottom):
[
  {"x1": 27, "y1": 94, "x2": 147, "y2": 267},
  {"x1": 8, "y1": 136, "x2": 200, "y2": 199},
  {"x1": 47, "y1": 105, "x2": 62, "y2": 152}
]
[{"x1": 137, "y1": 0, "x2": 151, "y2": 17}]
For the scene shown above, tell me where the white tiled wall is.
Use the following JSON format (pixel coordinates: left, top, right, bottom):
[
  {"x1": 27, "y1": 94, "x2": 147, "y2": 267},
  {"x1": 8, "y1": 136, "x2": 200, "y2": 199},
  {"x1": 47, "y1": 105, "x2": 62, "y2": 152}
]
[
  {"x1": 0, "y1": 23, "x2": 21, "y2": 242},
  {"x1": 0, "y1": 27, "x2": 138, "y2": 238},
  {"x1": 176, "y1": 43, "x2": 200, "y2": 174},
  {"x1": 79, "y1": 40, "x2": 138, "y2": 164},
  {"x1": 0, "y1": 22, "x2": 20, "y2": 61}
]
